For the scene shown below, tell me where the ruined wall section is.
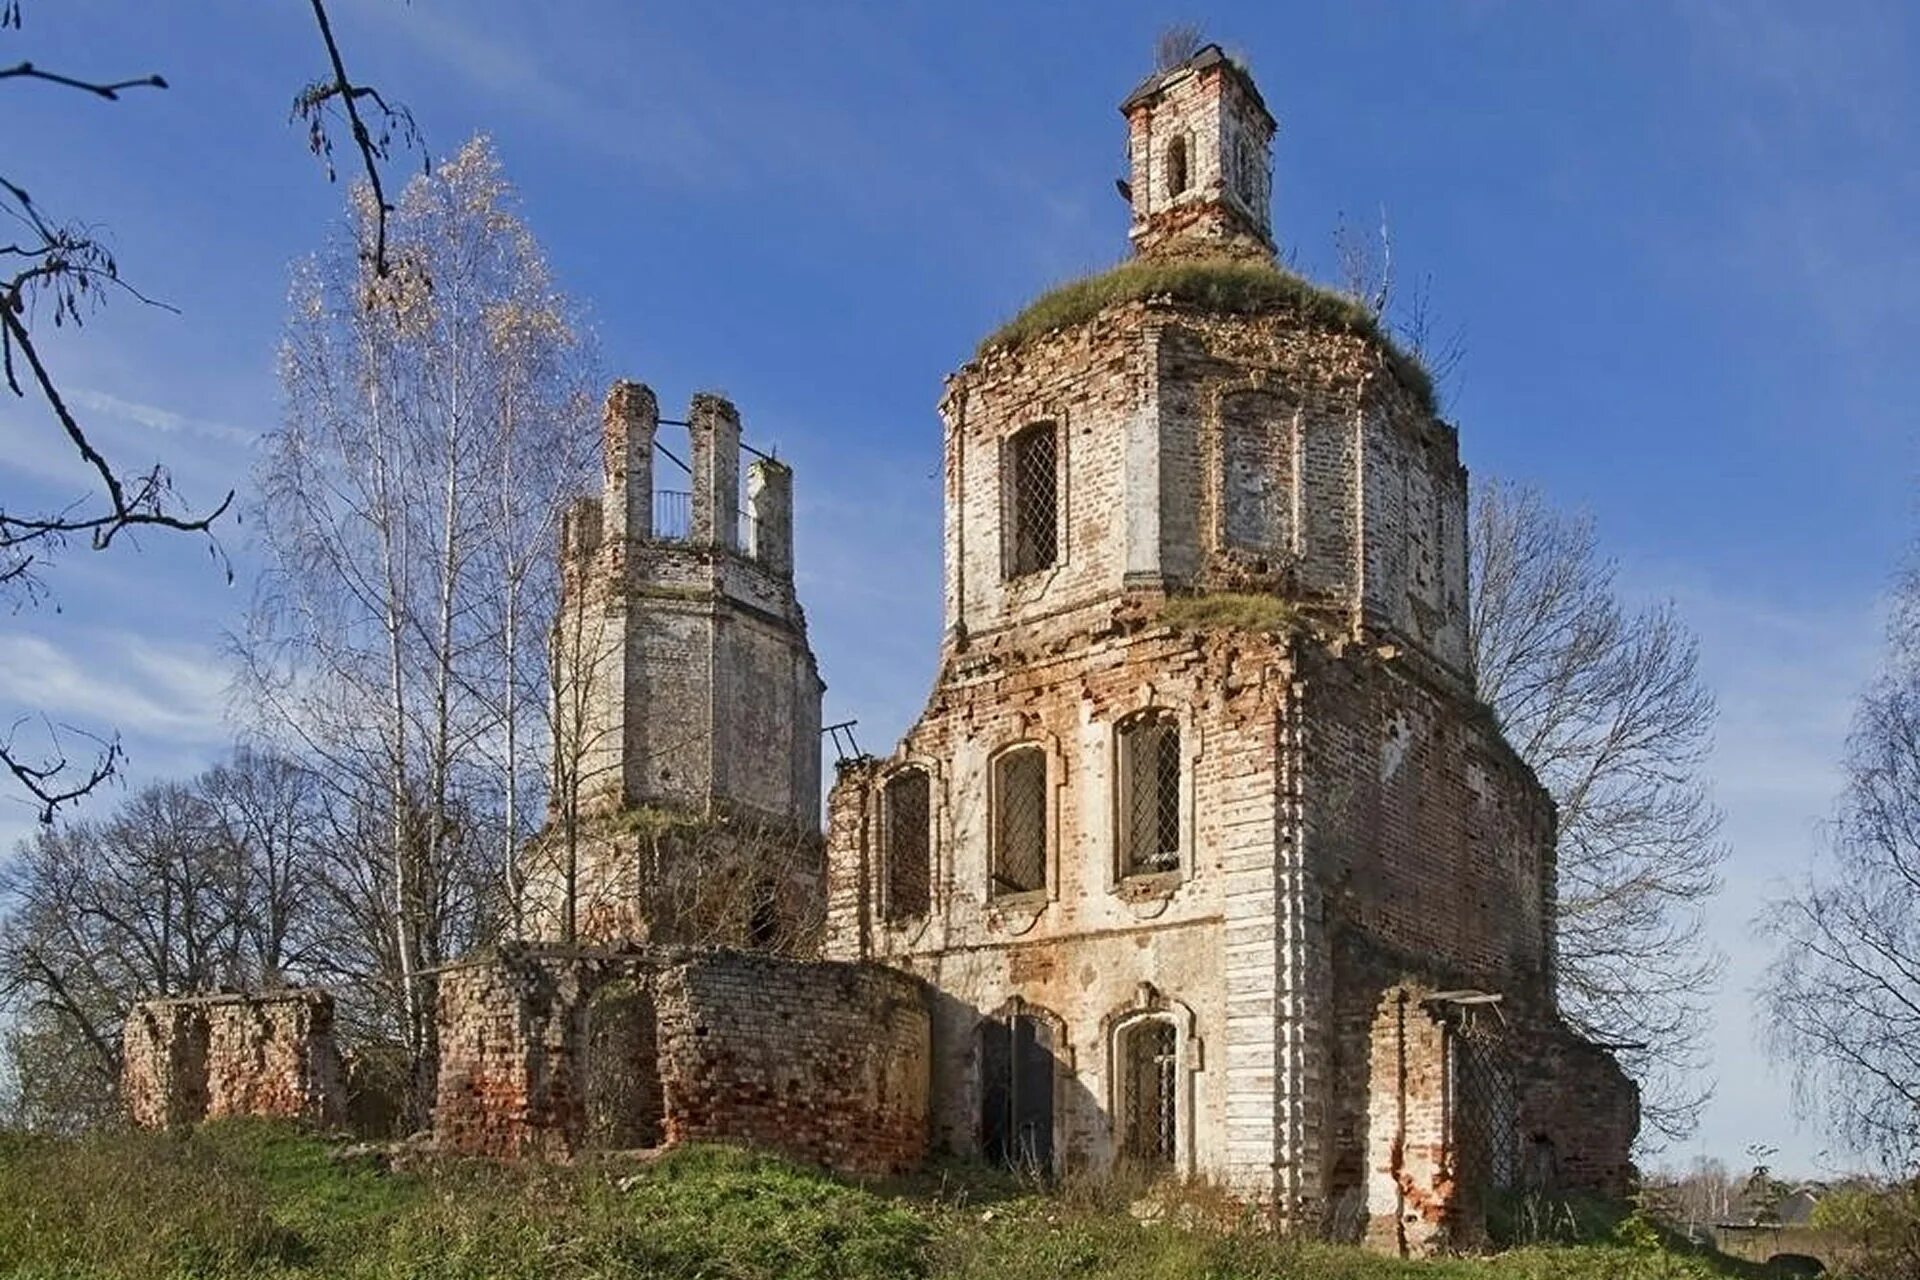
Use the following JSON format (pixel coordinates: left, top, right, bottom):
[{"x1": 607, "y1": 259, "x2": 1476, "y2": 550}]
[
  {"x1": 123, "y1": 991, "x2": 343, "y2": 1130},
  {"x1": 435, "y1": 946, "x2": 927, "y2": 1176},
  {"x1": 1356, "y1": 985, "x2": 1639, "y2": 1255},
  {"x1": 660, "y1": 952, "x2": 928, "y2": 1174}
]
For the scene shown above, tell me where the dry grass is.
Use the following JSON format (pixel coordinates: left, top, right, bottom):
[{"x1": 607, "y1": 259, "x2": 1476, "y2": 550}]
[
  {"x1": 977, "y1": 257, "x2": 1436, "y2": 414},
  {"x1": 1156, "y1": 591, "x2": 1303, "y2": 636}
]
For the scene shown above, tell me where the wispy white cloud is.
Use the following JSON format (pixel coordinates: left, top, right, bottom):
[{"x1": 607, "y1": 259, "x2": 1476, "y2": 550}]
[
  {"x1": 66, "y1": 388, "x2": 261, "y2": 450},
  {"x1": 0, "y1": 633, "x2": 230, "y2": 747}
]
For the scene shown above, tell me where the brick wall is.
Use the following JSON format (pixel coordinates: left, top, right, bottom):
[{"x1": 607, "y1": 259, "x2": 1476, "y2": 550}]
[
  {"x1": 1302, "y1": 645, "x2": 1556, "y2": 996},
  {"x1": 434, "y1": 945, "x2": 929, "y2": 1175},
  {"x1": 941, "y1": 300, "x2": 1468, "y2": 684},
  {"x1": 123, "y1": 991, "x2": 344, "y2": 1130}
]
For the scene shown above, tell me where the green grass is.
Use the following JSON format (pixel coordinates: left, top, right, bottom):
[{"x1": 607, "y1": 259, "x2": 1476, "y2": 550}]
[
  {"x1": 0, "y1": 1122, "x2": 1800, "y2": 1279},
  {"x1": 976, "y1": 256, "x2": 1436, "y2": 415}
]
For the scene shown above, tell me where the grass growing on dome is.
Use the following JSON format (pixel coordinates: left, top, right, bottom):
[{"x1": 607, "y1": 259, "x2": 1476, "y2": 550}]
[{"x1": 978, "y1": 256, "x2": 1436, "y2": 414}]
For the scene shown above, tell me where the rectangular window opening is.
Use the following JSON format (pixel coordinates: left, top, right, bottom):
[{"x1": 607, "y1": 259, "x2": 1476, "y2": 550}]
[
  {"x1": 1121, "y1": 716, "x2": 1181, "y2": 876},
  {"x1": 1008, "y1": 425, "x2": 1058, "y2": 577}
]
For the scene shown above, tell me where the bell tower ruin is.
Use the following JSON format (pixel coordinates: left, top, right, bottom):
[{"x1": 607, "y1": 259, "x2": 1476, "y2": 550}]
[
  {"x1": 1122, "y1": 44, "x2": 1275, "y2": 258},
  {"x1": 527, "y1": 380, "x2": 824, "y2": 946}
]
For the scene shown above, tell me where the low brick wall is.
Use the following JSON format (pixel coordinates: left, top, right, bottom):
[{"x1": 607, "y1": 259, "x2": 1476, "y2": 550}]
[
  {"x1": 123, "y1": 990, "x2": 344, "y2": 1129},
  {"x1": 434, "y1": 944, "x2": 930, "y2": 1175}
]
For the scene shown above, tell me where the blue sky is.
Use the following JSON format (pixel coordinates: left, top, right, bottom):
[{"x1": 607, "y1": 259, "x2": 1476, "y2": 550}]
[{"x1": 5, "y1": 1, "x2": 1916, "y2": 1173}]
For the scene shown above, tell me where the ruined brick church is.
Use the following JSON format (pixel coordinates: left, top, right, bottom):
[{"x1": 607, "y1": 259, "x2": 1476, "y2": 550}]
[{"x1": 122, "y1": 43, "x2": 1635, "y2": 1255}]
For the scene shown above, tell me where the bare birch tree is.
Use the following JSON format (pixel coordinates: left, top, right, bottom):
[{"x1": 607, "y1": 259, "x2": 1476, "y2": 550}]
[
  {"x1": 1470, "y1": 478, "x2": 1725, "y2": 1145},
  {"x1": 1761, "y1": 569, "x2": 1920, "y2": 1172},
  {"x1": 239, "y1": 136, "x2": 594, "y2": 1118}
]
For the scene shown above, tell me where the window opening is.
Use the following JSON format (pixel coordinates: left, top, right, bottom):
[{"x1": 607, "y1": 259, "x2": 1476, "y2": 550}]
[
  {"x1": 882, "y1": 769, "x2": 931, "y2": 920},
  {"x1": 1120, "y1": 1019, "x2": 1178, "y2": 1166},
  {"x1": 1008, "y1": 424, "x2": 1058, "y2": 577},
  {"x1": 1166, "y1": 134, "x2": 1190, "y2": 197},
  {"x1": 992, "y1": 747, "x2": 1047, "y2": 896},
  {"x1": 1120, "y1": 713, "x2": 1181, "y2": 875}
]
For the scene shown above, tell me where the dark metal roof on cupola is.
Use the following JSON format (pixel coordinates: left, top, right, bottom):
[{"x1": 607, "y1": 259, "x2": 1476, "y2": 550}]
[{"x1": 1117, "y1": 43, "x2": 1274, "y2": 126}]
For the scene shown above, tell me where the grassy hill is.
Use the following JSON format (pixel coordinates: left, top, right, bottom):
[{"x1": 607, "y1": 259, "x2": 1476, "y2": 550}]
[{"x1": 0, "y1": 1122, "x2": 1787, "y2": 1279}]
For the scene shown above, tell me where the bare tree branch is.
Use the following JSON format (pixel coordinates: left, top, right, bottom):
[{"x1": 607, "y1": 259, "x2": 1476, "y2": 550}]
[
  {"x1": 1470, "y1": 478, "x2": 1726, "y2": 1147},
  {"x1": 293, "y1": 0, "x2": 422, "y2": 279}
]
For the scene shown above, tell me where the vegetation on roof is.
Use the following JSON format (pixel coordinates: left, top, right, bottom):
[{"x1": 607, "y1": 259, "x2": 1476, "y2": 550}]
[
  {"x1": 1156, "y1": 591, "x2": 1303, "y2": 637},
  {"x1": 978, "y1": 256, "x2": 1436, "y2": 414}
]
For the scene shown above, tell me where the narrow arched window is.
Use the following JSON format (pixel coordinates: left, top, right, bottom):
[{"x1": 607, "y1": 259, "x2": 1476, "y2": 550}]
[
  {"x1": 882, "y1": 768, "x2": 931, "y2": 921},
  {"x1": 1166, "y1": 134, "x2": 1190, "y2": 198},
  {"x1": 1119, "y1": 1018, "x2": 1179, "y2": 1166},
  {"x1": 991, "y1": 746, "x2": 1047, "y2": 896},
  {"x1": 1118, "y1": 711, "x2": 1181, "y2": 876},
  {"x1": 1006, "y1": 423, "x2": 1058, "y2": 578}
]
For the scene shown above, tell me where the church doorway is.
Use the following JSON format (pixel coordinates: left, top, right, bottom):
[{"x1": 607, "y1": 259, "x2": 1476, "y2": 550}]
[{"x1": 978, "y1": 1007, "x2": 1057, "y2": 1174}]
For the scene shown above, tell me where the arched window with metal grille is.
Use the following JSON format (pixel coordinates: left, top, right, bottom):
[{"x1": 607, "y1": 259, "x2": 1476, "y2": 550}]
[
  {"x1": 881, "y1": 767, "x2": 931, "y2": 921},
  {"x1": 1117, "y1": 710, "x2": 1181, "y2": 877},
  {"x1": 1005, "y1": 423, "x2": 1058, "y2": 578},
  {"x1": 991, "y1": 745, "x2": 1048, "y2": 897},
  {"x1": 1118, "y1": 1017, "x2": 1179, "y2": 1167}
]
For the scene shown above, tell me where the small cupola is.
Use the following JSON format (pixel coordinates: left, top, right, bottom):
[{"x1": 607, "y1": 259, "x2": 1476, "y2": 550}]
[{"x1": 1119, "y1": 42, "x2": 1276, "y2": 258}]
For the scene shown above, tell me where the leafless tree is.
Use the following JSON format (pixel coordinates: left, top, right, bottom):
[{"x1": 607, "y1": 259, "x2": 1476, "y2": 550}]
[
  {"x1": 238, "y1": 137, "x2": 593, "y2": 1117},
  {"x1": 1334, "y1": 206, "x2": 1393, "y2": 320},
  {"x1": 1153, "y1": 24, "x2": 1205, "y2": 72},
  {"x1": 1470, "y1": 478, "x2": 1726, "y2": 1145},
  {"x1": 0, "y1": 1, "x2": 409, "y2": 823},
  {"x1": 1761, "y1": 569, "x2": 1920, "y2": 1173},
  {"x1": 0, "y1": 759, "x2": 306, "y2": 1126},
  {"x1": 1331, "y1": 208, "x2": 1469, "y2": 409}
]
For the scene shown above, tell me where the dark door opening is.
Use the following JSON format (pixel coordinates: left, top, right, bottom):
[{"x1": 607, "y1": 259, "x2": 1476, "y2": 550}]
[
  {"x1": 980, "y1": 1010, "x2": 1056, "y2": 1175},
  {"x1": 583, "y1": 982, "x2": 663, "y2": 1149}
]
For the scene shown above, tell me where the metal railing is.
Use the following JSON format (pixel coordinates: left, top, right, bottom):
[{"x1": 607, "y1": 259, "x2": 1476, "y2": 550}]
[
  {"x1": 649, "y1": 490, "x2": 762, "y2": 561},
  {"x1": 652, "y1": 490, "x2": 693, "y2": 542}
]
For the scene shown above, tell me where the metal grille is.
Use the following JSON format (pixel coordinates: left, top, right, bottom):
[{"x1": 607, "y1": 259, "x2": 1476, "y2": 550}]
[
  {"x1": 1448, "y1": 1011, "x2": 1521, "y2": 1190},
  {"x1": 1008, "y1": 424, "x2": 1057, "y2": 576},
  {"x1": 882, "y1": 769, "x2": 931, "y2": 920},
  {"x1": 1121, "y1": 1019, "x2": 1178, "y2": 1166},
  {"x1": 652, "y1": 490, "x2": 692, "y2": 541},
  {"x1": 1121, "y1": 714, "x2": 1181, "y2": 875},
  {"x1": 992, "y1": 747, "x2": 1047, "y2": 895}
]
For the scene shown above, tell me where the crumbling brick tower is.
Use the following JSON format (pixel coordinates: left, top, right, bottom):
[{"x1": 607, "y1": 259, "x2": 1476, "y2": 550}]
[
  {"x1": 524, "y1": 382, "x2": 825, "y2": 947},
  {"x1": 823, "y1": 44, "x2": 1636, "y2": 1253}
]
